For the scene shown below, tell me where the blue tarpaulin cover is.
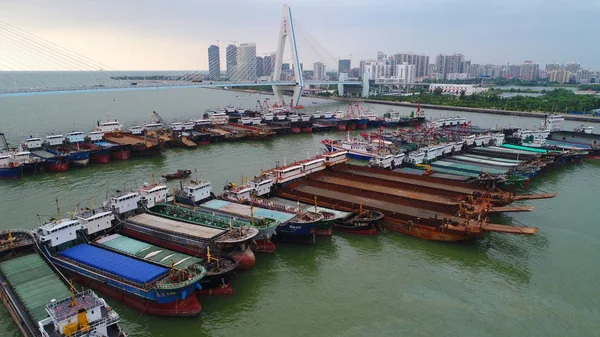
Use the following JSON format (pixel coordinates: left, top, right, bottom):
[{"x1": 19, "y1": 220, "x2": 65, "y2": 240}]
[{"x1": 59, "y1": 244, "x2": 168, "y2": 284}]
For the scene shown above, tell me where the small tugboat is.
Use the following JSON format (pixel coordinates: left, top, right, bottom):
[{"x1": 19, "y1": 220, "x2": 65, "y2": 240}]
[
  {"x1": 162, "y1": 169, "x2": 192, "y2": 180},
  {"x1": 334, "y1": 204, "x2": 384, "y2": 235}
]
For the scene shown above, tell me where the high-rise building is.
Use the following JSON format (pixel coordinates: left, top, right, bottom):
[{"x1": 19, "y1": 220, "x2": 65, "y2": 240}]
[
  {"x1": 392, "y1": 53, "x2": 430, "y2": 77},
  {"x1": 377, "y1": 52, "x2": 386, "y2": 61},
  {"x1": 313, "y1": 62, "x2": 326, "y2": 80},
  {"x1": 235, "y1": 43, "x2": 257, "y2": 81},
  {"x1": 338, "y1": 59, "x2": 351, "y2": 74},
  {"x1": 520, "y1": 61, "x2": 539, "y2": 81},
  {"x1": 545, "y1": 62, "x2": 561, "y2": 72},
  {"x1": 435, "y1": 54, "x2": 465, "y2": 79},
  {"x1": 263, "y1": 55, "x2": 273, "y2": 77},
  {"x1": 208, "y1": 45, "x2": 221, "y2": 80},
  {"x1": 565, "y1": 62, "x2": 580, "y2": 73},
  {"x1": 256, "y1": 56, "x2": 264, "y2": 78},
  {"x1": 362, "y1": 61, "x2": 386, "y2": 80},
  {"x1": 507, "y1": 64, "x2": 521, "y2": 79},
  {"x1": 281, "y1": 63, "x2": 290, "y2": 71},
  {"x1": 548, "y1": 70, "x2": 571, "y2": 83},
  {"x1": 226, "y1": 44, "x2": 237, "y2": 80},
  {"x1": 349, "y1": 67, "x2": 360, "y2": 78},
  {"x1": 395, "y1": 62, "x2": 415, "y2": 84}
]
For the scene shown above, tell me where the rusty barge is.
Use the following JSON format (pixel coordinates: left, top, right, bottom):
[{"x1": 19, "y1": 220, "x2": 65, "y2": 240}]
[{"x1": 274, "y1": 164, "x2": 546, "y2": 242}]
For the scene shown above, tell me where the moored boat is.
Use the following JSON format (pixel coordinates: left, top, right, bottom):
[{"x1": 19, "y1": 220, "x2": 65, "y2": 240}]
[
  {"x1": 161, "y1": 169, "x2": 192, "y2": 180},
  {"x1": 334, "y1": 208, "x2": 384, "y2": 235},
  {"x1": 36, "y1": 217, "x2": 203, "y2": 317}
]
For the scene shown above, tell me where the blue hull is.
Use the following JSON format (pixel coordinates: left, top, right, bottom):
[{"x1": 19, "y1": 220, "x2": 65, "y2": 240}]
[
  {"x1": 0, "y1": 166, "x2": 21, "y2": 179},
  {"x1": 368, "y1": 120, "x2": 383, "y2": 127},
  {"x1": 277, "y1": 221, "x2": 318, "y2": 237}
]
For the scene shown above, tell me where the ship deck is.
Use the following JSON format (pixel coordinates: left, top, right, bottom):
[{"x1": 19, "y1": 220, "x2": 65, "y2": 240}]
[
  {"x1": 96, "y1": 233, "x2": 203, "y2": 269},
  {"x1": 104, "y1": 133, "x2": 157, "y2": 146},
  {"x1": 0, "y1": 253, "x2": 71, "y2": 322},
  {"x1": 268, "y1": 196, "x2": 353, "y2": 220},
  {"x1": 128, "y1": 213, "x2": 225, "y2": 240},
  {"x1": 201, "y1": 199, "x2": 296, "y2": 224},
  {"x1": 59, "y1": 244, "x2": 168, "y2": 284}
]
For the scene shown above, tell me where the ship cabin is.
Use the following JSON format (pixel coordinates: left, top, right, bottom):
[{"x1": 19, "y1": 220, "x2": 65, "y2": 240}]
[
  {"x1": 369, "y1": 154, "x2": 395, "y2": 169},
  {"x1": 77, "y1": 209, "x2": 115, "y2": 235},
  {"x1": 270, "y1": 164, "x2": 305, "y2": 184},
  {"x1": 407, "y1": 150, "x2": 425, "y2": 164},
  {"x1": 38, "y1": 289, "x2": 121, "y2": 337},
  {"x1": 225, "y1": 106, "x2": 236, "y2": 113},
  {"x1": 324, "y1": 150, "x2": 349, "y2": 166},
  {"x1": 227, "y1": 185, "x2": 254, "y2": 202},
  {"x1": 301, "y1": 158, "x2": 326, "y2": 174},
  {"x1": 0, "y1": 153, "x2": 12, "y2": 167},
  {"x1": 183, "y1": 121, "x2": 195, "y2": 131},
  {"x1": 129, "y1": 126, "x2": 144, "y2": 135},
  {"x1": 182, "y1": 180, "x2": 212, "y2": 203},
  {"x1": 393, "y1": 153, "x2": 405, "y2": 166},
  {"x1": 239, "y1": 117, "x2": 253, "y2": 125},
  {"x1": 170, "y1": 122, "x2": 184, "y2": 131},
  {"x1": 462, "y1": 134, "x2": 476, "y2": 146},
  {"x1": 422, "y1": 147, "x2": 439, "y2": 162},
  {"x1": 209, "y1": 113, "x2": 229, "y2": 125},
  {"x1": 109, "y1": 192, "x2": 141, "y2": 215},
  {"x1": 323, "y1": 111, "x2": 334, "y2": 118},
  {"x1": 88, "y1": 131, "x2": 105, "y2": 142},
  {"x1": 11, "y1": 151, "x2": 33, "y2": 163},
  {"x1": 194, "y1": 119, "x2": 211, "y2": 127},
  {"x1": 67, "y1": 132, "x2": 85, "y2": 144},
  {"x1": 99, "y1": 120, "x2": 122, "y2": 133},
  {"x1": 45, "y1": 134, "x2": 66, "y2": 147},
  {"x1": 138, "y1": 184, "x2": 168, "y2": 208},
  {"x1": 24, "y1": 137, "x2": 43, "y2": 150},
  {"x1": 38, "y1": 219, "x2": 82, "y2": 247},
  {"x1": 248, "y1": 178, "x2": 274, "y2": 197},
  {"x1": 144, "y1": 123, "x2": 163, "y2": 131}
]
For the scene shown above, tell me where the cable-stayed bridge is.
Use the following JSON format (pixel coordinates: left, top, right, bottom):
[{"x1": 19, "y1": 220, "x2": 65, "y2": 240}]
[{"x1": 0, "y1": 5, "x2": 366, "y2": 105}]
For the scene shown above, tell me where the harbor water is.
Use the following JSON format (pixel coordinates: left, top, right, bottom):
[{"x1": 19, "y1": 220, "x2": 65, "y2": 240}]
[{"x1": 1, "y1": 88, "x2": 599, "y2": 336}]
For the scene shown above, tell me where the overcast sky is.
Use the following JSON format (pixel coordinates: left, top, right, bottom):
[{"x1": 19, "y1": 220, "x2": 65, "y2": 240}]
[{"x1": 1, "y1": 0, "x2": 597, "y2": 71}]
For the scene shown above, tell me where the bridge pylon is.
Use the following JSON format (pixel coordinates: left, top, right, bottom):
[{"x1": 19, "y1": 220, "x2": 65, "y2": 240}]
[{"x1": 272, "y1": 4, "x2": 303, "y2": 108}]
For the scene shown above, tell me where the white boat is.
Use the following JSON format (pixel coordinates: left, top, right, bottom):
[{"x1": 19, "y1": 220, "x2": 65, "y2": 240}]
[
  {"x1": 251, "y1": 117, "x2": 263, "y2": 125},
  {"x1": 97, "y1": 119, "x2": 123, "y2": 133},
  {"x1": 491, "y1": 133, "x2": 505, "y2": 146},
  {"x1": 45, "y1": 134, "x2": 65, "y2": 147},
  {"x1": 194, "y1": 119, "x2": 211, "y2": 127},
  {"x1": 237, "y1": 108, "x2": 246, "y2": 114},
  {"x1": 312, "y1": 111, "x2": 323, "y2": 119},
  {"x1": 574, "y1": 125, "x2": 593, "y2": 134},
  {"x1": 183, "y1": 121, "x2": 195, "y2": 131},
  {"x1": 299, "y1": 114, "x2": 311, "y2": 122},
  {"x1": 225, "y1": 105, "x2": 236, "y2": 113},
  {"x1": 462, "y1": 134, "x2": 476, "y2": 146},
  {"x1": 323, "y1": 111, "x2": 334, "y2": 118},
  {"x1": 209, "y1": 112, "x2": 229, "y2": 125},
  {"x1": 144, "y1": 122, "x2": 163, "y2": 131},
  {"x1": 287, "y1": 114, "x2": 300, "y2": 122},
  {"x1": 452, "y1": 141, "x2": 464, "y2": 152},
  {"x1": 368, "y1": 154, "x2": 395, "y2": 169},
  {"x1": 87, "y1": 131, "x2": 105, "y2": 142},
  {"x1": 442, "y1": 143, "x2": 454, "y2": 156}
]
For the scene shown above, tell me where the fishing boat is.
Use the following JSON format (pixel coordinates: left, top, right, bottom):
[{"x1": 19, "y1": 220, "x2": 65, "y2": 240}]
[
  {"x1": 0, "y1": 230, "x2": 127, "y2": 337},
  {"x1": 334, "y1": 208, "x2": 384, "y2": 235},
  {"x1": 37, "y1": 215, "x2": 204, "y2": 317},
  {"x1": 162, "y1": 169, "x2": 192, "y2": 180},
  {"x1": 321, "y1": 133, "x2": 380, "y2": 160},
  {"x1": 368, "y1": 153, "x2": 405, "y2": 170}
]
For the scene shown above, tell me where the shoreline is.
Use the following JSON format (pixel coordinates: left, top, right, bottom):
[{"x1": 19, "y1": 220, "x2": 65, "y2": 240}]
[
  {"x1": 328, "y1": 97, "x2": 600, "y2": 123},
  {"x1": 215, "y1": 87, "x2": 599, "y2": 123}
]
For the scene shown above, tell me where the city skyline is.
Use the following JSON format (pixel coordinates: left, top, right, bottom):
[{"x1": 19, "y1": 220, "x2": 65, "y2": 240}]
[{"x1": 1, "y1": 0, "x2": 598, "y2": 70}]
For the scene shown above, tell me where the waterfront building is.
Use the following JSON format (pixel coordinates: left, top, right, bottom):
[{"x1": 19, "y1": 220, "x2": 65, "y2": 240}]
[
  {"x1": 235, "y1": 43, "x2": 257, "y2": 82},
  {"x1": 338, "y1": 59, "x2": 351, "y2": 74},
  {"x1": 226, "y1": 44, "x2": 237, "y2": 80},
  {"x1": 429, "y1": 84, "x2": 488, "y2": 95},
  {"x1": 313, "y1": 62, "x2": 326, "y2": 80}
]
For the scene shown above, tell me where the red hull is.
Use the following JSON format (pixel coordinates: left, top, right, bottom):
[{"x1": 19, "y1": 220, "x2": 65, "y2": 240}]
[
  {"x1": 196, "y1": 141, "x2": 210, "y2": 145},
  {"x1": 62, "y1": 270, "x2": 201, "y2": 317},
  {"x1": 46, "y1": 162, "x2": 69, "y2": 172},
  {"x1": 335, "y1": 226, "x2": 378, "y2": 235},
  {"x1": 91, "y1": 153, "x2": 111, "y2": 164},
  {"x1": 252, "y1": 239, "x2": 277, "y2": 253},
  {"x1": 197, "y1": 283, "x2": 234, "y2": 296},
  {"x1": 111, "y1": 148, "x2": 131, "y2": 160},
  {"x1": 347, "y1": 123, "x2": 357, "y2": 130},
  {"x1": 315, "y1": 229, "x2": 333, "y2": 236},
  {"x1": 336, "y1": 124, "x2": 347, "y2": 131},
  {"x1": 356, "y1": 124, "x2": 367, "y2": 130},
  {"x1": 585, "y1": 155, "x2": 600, "y2": 160},
  {"x1": 230, "y1": 247, "x2": 256, "y2": 271},
  {"x1": 291, "y1": 127, "x2": 302, "y2": 134},
  {"x1": 301, "y1": 127, "x2": 313, "y2": 133}
]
